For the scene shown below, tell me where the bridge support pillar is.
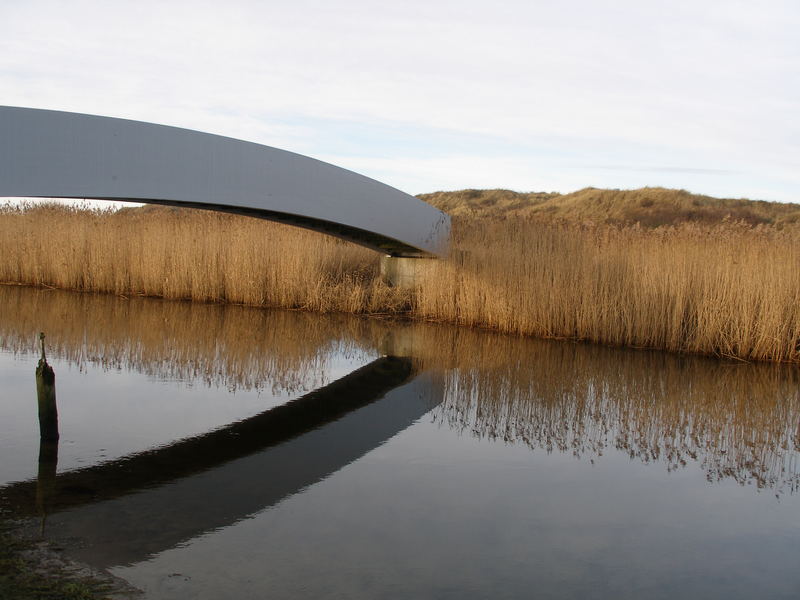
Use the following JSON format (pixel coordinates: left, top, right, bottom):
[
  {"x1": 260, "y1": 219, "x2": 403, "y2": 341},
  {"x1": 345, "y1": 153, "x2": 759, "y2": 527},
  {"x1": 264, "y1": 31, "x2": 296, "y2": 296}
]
[{"x1": 380, "y1": 256, "x2": 436, "y2": 289}]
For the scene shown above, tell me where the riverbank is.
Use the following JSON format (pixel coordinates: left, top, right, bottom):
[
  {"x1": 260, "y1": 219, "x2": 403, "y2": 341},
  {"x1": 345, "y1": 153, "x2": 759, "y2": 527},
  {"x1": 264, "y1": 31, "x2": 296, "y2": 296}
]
[
  {"x1": 1, "y1": 188, "x2": 799, "y2": 363},
  {"x1": 0, "y1": 521, "x2": 140, "y2": 599}
]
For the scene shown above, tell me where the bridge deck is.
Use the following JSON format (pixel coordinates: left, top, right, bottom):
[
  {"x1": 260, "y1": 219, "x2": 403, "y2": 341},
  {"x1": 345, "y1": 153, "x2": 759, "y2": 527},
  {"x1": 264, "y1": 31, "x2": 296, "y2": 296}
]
[{"x1": 0, "y1": 107, "x2": 450, "y2": 257}]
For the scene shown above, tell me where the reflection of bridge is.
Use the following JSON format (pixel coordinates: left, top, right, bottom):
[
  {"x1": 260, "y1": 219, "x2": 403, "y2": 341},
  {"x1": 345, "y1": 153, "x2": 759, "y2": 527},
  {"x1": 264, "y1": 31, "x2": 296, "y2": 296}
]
[
  {"x1": 0, "y1": 356, "x2": 442, "y2": 568},
  {"x1": 0, "y1": 106, "x2": 450, "y2": 257}
]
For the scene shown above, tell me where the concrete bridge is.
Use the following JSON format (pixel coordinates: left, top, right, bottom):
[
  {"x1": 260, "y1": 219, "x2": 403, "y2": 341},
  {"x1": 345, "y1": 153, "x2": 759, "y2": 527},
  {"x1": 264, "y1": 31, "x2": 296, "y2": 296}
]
[{"x1": 0, "y1": 106, "x2": 450, "y2": 258}]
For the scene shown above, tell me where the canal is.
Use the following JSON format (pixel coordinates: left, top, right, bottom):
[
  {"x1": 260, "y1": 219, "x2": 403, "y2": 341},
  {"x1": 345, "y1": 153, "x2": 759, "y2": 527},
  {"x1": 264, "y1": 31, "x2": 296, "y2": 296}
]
[{"x1": 1, "y1": 285, "x2": 799, "y2": 599}]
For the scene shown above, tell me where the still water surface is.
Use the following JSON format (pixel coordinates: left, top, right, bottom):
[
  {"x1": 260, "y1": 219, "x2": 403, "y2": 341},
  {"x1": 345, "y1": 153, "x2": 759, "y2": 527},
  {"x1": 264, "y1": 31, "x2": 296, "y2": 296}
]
[{"x1": 1, "y1": 285, "x2": 799, "y2": 599}]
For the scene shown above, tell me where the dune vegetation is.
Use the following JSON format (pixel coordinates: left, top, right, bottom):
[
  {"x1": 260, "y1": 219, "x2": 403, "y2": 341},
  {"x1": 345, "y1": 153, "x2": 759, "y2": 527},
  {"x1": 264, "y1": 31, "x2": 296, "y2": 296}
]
[
  {"x1": 1, "y1": 187, "x2": 799, "y2": 364},
  {"x1": 420, "y1": 187, "x2": 800, "y2": 226}
]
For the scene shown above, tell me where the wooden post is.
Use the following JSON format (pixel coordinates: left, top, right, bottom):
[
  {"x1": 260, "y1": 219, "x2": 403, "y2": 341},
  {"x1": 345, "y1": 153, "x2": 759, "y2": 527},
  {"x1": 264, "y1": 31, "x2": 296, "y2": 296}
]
[
  {"x1": 35, "y1": 333, "x2": 59, "y2": 532},
  {"x1": 35, "y1": 332, "x2": 59, "y2": 442}
]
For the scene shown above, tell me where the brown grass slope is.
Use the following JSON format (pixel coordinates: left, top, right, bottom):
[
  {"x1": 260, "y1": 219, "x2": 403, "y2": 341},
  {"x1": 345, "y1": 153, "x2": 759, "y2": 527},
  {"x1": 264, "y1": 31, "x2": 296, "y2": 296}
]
[{"x1": 419, "y1": 187, "x2": 800, "y2": 226}]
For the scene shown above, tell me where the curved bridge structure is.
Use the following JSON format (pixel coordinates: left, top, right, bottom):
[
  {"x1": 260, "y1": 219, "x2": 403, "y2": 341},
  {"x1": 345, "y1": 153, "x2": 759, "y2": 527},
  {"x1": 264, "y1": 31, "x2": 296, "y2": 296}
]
[{"x1": 0, "y1": 106, "x2": 450, "y2": 257}]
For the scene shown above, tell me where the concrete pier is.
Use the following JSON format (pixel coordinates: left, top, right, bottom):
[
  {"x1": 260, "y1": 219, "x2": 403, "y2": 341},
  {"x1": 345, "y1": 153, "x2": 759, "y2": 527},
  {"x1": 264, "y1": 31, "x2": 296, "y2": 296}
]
[{"x1": 379, "y1": 255, "x2": 437, "y2": 288}]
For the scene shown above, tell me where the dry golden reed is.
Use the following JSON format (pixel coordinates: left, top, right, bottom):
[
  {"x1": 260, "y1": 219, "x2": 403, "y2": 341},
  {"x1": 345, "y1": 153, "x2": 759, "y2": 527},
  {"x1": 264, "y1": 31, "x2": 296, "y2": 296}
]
[
  {"x1": 2, "y1": 199, "x2": 799, "y2": 363},
  {"x1": 0, "y1": 202, "x2": 408, "y2": 312},
  {"x1": 417, "y1": 218, "x2": 800, "y2": 363}
]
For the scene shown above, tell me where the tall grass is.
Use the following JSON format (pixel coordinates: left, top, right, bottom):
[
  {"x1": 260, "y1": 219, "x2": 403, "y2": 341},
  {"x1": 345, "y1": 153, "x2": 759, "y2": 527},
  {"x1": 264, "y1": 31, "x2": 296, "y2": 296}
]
[
  {"x1": 0, "y1": 202, "x2": 407, "y2": 313},
  {"x1": 417, "y1": 219, "x2": 800, "y2": 362},
  {"x1": 2, "y1": 201, "x2": 799, "y2": 363}
]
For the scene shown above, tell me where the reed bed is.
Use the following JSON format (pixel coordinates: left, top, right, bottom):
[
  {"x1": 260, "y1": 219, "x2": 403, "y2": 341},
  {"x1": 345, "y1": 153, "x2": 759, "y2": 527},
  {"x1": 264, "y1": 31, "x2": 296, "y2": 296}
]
[
  {"x1": 0, "y1": 202, "x2": 407, "y2": 313},
  {"x1": 2, "y1": 201, "x2": 799, "y2": 363},
  {"x1": 417, "y1": 219, "x2": 800, "y2": 363}
]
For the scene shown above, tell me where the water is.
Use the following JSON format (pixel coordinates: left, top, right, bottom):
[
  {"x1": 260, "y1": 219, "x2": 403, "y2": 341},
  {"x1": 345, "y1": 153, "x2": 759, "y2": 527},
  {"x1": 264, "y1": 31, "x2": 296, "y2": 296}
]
[{"x1": 1, "y1": 285, "x2": 799, "y2": 599}]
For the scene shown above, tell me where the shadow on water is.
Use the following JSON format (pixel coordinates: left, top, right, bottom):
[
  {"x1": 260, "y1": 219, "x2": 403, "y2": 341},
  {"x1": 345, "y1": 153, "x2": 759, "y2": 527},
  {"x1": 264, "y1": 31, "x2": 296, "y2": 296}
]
[
  {"x1": 1, "y1": 284, "x2": 799, "y2": 572},
  {"x1": 2, "y1": 308, "x2": 441, "y2": 566},
  {"x1": 4, "y1": 356, "x2": 419, "y2": 518}
]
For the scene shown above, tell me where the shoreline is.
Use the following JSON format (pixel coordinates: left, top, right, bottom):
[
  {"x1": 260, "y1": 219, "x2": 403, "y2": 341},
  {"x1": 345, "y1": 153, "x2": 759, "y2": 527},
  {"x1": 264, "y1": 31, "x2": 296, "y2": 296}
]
[
  {"x1": 2, "y1": 280, "x2": 797, "y2": 366},
  {"x1": 2, "y1": 198, "x2": 799, "y2": 365},
  {"x1": 0, "y1": 518, "x2": 142, "y2": 600}
]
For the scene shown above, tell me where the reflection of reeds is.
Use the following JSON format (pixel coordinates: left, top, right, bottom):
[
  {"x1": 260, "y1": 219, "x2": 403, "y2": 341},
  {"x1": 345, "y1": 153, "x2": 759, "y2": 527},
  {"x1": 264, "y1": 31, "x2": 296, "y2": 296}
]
[
  {"x1": 405, "y1": 323, "x2": 800, "y2": 492},
  {"x1": 0, "y1": 285, "x2": 379, "y2": 394},
  {"x1": 3, "y1": 203, "x2": 800, "y2": 363}
]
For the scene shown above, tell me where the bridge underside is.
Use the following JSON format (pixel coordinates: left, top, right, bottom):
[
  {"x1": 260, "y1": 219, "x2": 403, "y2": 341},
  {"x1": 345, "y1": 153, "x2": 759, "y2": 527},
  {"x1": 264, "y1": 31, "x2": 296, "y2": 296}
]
[
  {"x1": 0, "y1": 107, "x2": 450, "y2": 257},
  {"x1": 53, "y1": 196, "x2": 428, "y2": 256}
]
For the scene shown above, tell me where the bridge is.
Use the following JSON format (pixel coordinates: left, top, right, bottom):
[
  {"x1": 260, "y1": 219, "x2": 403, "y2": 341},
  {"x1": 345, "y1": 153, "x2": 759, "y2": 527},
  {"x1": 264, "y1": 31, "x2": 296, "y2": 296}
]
[{"x1": 0, "y1": 106, "x2": 450, "y2": 258}]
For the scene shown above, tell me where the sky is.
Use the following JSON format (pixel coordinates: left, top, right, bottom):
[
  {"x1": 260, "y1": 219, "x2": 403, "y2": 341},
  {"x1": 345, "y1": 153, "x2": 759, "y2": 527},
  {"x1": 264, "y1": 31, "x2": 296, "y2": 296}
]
[{"x1": 1, "y1": 0, "x2": 798, "y2": 202}]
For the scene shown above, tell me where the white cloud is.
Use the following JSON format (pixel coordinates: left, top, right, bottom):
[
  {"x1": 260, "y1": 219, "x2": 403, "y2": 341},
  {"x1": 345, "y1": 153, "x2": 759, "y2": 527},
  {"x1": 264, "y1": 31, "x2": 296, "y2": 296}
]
[{"x1": 1, "y1": 0, "x2": 797, "y2": 201}]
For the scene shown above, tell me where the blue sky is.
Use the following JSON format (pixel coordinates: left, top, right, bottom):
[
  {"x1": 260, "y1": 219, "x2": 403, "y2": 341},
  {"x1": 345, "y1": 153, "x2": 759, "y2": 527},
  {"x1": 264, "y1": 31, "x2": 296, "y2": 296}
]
[{"x1": 1, "y1": 0, "x2": 798, "y2": 201}]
